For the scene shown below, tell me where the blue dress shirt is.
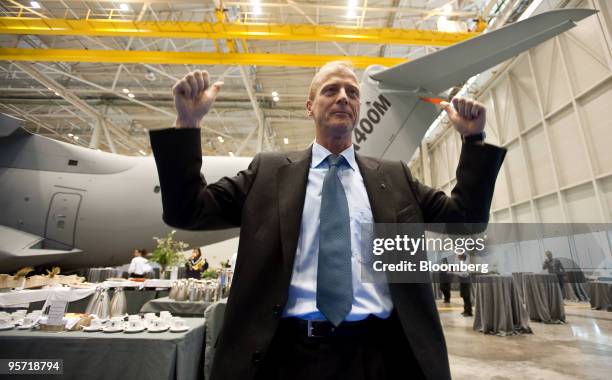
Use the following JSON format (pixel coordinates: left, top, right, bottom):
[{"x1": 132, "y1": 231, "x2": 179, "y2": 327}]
[{"x1": 283, "y1": 142, "x2": 393, "y2": 321}]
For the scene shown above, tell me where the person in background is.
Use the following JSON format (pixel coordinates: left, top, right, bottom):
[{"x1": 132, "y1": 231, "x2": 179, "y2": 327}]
[
  {"x1": 128, "y1": 248, "x2": 152, "y2": 278},
  {"x1": 542, "y1": 250, "x2": 566, "y2": 298},
  {"x1": 458, "y1": 254, "x2": 472, "y2": 316},
  {"x1": 439, "y1": 257, "x2": 452, "y2": 304},
  {"x1": 186, "y1": 248, "x2": 208, "y2": 279}
]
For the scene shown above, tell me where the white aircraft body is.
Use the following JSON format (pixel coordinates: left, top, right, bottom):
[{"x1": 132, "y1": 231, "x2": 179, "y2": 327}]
[
  {"x1": 0, "y1": 9, "x2": 596, "y2": 272},
  {"x1": 0, "y1": 116, "x2": 248, "y2": 271}
]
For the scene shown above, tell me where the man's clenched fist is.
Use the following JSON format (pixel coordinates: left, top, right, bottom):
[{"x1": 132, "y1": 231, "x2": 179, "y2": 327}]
[
  {"x1": 173, "y1": 70, "x2": 223, "y2": 128},
  {"x1": 440, "y1": 97, "x2": 486, "y2": 137}
]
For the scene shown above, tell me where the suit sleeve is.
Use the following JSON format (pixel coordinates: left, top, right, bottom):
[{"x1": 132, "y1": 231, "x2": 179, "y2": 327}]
[
  {"x1": 149, "y1": 128, "x2": 259, "y2": 230},
  {"x1": 403, "y1": 142, "x2": 506, "y2": 225}
]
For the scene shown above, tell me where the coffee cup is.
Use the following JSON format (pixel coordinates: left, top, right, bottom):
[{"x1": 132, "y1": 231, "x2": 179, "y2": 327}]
[
  {"x1": 160, "y1": 311, "x2": 172, "y2": 321},
  {"x1": 0, "y1": 318, "x2": 12, "y2": 329},
  {"x1": 89, "y1": 319, "x2": 103, "y2": 330},
  {"x1": 144, "y1": 313, "x2": 156, "y2": 321},
  {"x1": 128, "y1": 319, "x2": 144, "y2": 330},
  {"x1": 150, "y1": 319, "x2": 165, "y2": 330},
  {"x1": 107, "y1": 319, "x2": 122, "y2": 330},
  {"x1": 128, "y1": 315, "x2": 141, "y2": 321},
  {"x1": 171, "y1": 318, "x2": 186, "y2": 330},
  {"x1": 21, "y1": 316, "x2": 36, "y2": 326}
]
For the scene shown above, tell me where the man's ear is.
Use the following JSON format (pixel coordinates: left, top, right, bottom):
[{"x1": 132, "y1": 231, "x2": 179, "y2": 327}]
[{"x1": 306, "y1": 99, "x2": 313, "y2": 117}]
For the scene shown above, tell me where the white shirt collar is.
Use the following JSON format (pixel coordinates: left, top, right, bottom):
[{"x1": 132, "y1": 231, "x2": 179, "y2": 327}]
[{"x1": 311, "y1": 142, "x2": 357, "y2": 171}]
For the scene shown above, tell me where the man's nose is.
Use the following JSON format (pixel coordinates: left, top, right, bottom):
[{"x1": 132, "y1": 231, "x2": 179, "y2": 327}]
[{"x1": 336, "y1": 88, "x2": 349, "y2": 104}]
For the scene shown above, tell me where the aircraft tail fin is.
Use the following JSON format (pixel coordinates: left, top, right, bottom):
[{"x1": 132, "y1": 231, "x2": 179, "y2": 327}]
[{"x1": 371, "y1": 9, "x2": 597, "y2": 94}]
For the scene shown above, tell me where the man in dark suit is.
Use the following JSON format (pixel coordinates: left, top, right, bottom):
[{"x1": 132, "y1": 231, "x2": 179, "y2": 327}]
[{"x1": 149, "y1": 62, "x2": 506, "y2": 380}]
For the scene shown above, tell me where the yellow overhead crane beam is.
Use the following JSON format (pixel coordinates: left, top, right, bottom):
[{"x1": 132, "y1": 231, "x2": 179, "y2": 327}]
[
  {"x1": 0, "y1": 17, "x2": 479, "y2": 47},
  {"x1": 0, "y1": 48, "x2": 407, "y2": 69}
]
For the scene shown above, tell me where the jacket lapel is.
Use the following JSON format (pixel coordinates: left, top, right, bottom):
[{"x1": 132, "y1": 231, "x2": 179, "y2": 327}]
[
  {"x1": 277, "y1": 146, "x2": 312, "y2": 275},
  {"x1": 356, "y1": 153, "x2": 396, "y2": 223}
]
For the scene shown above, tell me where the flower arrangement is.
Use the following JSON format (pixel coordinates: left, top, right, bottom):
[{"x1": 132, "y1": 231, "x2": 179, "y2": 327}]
[{"x1": 150, "y1": 230, "x2": 189, "y2": 278}]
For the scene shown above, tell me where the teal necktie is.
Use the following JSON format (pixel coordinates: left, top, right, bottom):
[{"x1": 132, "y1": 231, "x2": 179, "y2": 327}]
[{"x1": 317, "y1": 154, "x2": 353, "y2": 326}]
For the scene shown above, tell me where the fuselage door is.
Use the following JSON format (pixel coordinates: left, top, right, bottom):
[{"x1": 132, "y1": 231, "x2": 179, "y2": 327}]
[{"x1": 45, "y1": 192, "x2": 81, "y2": 248}]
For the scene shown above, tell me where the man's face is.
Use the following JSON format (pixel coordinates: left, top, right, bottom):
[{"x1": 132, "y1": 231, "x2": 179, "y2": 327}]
[{"x1": 306, "y1": 67, "x2": 360, "y2": 139}]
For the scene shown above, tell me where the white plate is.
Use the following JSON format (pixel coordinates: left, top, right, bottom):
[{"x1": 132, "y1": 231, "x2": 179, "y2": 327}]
[
  {"x1": 170, "y1": 327, "x2": 189, "y2": 333},
  {"x1": 17, "y1": 324, "x2": 35, "y2": 330},
  {"x1": 102, "y1": 327, "x2": 123, "y2": 333},
  {"x1": 0, "y1": 325, "x2": 15, "y2": 331},
  {"x1": 124, "y1": 328, "x2": 145, "y2": 334}
]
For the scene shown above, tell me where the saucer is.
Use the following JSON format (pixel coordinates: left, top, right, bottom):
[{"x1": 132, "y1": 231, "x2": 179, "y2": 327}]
[
  {"x1": 83, "y1": 326, "x2": 102, "y2": 332},
  {"x1": 17, "y1": 324, "x2": 35, "y2": 330},
  {"x1": 147, "y1": 326, "x2": 169, "y2": 333},
  {"x1": 0, "y1": 324, "x2": 15, "y2": 331},
  {"x1": 170, "y1": 326, "x2": 189, "y2": 333},
  {"x1": 102, "y1": 327, "x2": 123, "y2": 333},
  {"x1": 124, "y1": 327, "x2": 145, "y2": 334}
]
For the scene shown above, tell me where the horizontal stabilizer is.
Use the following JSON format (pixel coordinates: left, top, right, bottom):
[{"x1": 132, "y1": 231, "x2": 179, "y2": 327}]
[
  {"x1": 371, "y1": 9, "x2": 597, "y2": 94},
  {"x1": 0, "y1": 225, "x2": 83, "y2": 271}
]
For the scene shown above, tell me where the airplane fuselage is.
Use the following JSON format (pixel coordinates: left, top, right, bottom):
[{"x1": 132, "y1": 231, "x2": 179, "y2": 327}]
[{"x1": 0, "y1": 130, "x2": 250, "y2": 272}]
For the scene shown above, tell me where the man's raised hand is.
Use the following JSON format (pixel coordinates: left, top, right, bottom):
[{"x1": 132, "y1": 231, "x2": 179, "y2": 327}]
[
  {"x1": 173, "y1": 70, "x2": 223, "y2": 128},
  {"x1": 440, "y1": 97, "x2": 486, "y2": 137}
]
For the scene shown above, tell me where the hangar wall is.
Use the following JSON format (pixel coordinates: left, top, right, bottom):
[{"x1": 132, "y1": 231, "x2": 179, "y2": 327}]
[{"x1": 412, "y1": 0, "x2": 612, "y2": 224}]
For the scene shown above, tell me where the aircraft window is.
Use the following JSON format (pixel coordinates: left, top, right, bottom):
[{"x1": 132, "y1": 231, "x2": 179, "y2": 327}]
[
  {"x1": 68, "y1": 160, "x2": 78, "y2": 166},
  {"x1": 154, "y1": 186, "x2": 161, "y2": 193}
]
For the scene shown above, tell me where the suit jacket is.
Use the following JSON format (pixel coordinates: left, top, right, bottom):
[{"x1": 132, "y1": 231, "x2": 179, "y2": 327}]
[{"x1": 150, "y1": 128, "x2": 506, "y2": 380}]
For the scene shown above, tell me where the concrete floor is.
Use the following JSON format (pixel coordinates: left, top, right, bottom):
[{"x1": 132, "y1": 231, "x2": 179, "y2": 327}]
[{"x1": 438, "y1": 291, "x2": 612, "y2": 380}]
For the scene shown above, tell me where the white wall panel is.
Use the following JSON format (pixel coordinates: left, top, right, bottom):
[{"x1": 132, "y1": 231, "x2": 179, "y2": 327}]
[
  {"x1": 531, "y1": 39, "x2": 572, "y2": 115},
  {"x1": 564, "y1": 183, "x2": 598, "y2": 222},
  {"x1": 505, "y1": 142, "x2": 530, "y2": 203},
  {"x1": 509, "y1": 56, "x2": 541, "y2": 130},
  {"x1": 579, "y1": 81, "x2": 612, "y2": 175},
  {"x1": 523, "y1": 127, "x2": 556, "y2": 196},
  {"x1": 547, "y1": 108, "x2": 591, "y2": 187},
  {"x1": 536, "y1": 194, "x2": 564, "y2": 222}
]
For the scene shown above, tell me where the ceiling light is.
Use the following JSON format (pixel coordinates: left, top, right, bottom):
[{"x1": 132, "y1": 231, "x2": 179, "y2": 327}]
[
  {"x1": 138, "y1": 150, "x2": 146, "y2": 156},
  {"x1": 67, "y1": 133, "x2": 73, "y2": 137},
  {"x1": 127, "y1": 93, "x2": 135, "y2": 98},
  {"x1": 54, "y1": 92, "x2": 60, "y2": 96},
  {"x1": 217, "y1": 136, "x2": 224, "y2": 143},
  {"x1": 228, "y1": 152, "x2": 234, "y2": 157},
  {"x1": 251, "y1": 0, "x2": 262, "y2": 16},
  {"x1": 145, "y1": 71, "x2": 156, "y2": 81},
  {"x1": 273, "y1": 95, "x2": 280, "y2": 102},
  {"x1": 122, "y1": 88, "x2": 130, "y2": 93},
  {"x1": 283, "y1": 137, "x2": 289, "y2": 145},
  {"x1": 271, "y1": 91, "x2": 278, "y2": 97},
  {"x1": 119, "y1": 3, "x2": 129, "y2": 12},
  {"x1": 346, "y1": 0, "x2": 357, "y2": 18},
  {"x1": 30, "y1": 1, "x2": 40, "y2": 9},
  {"x1": 73, "y1": 136, "x2": 79, "y2": 141}
]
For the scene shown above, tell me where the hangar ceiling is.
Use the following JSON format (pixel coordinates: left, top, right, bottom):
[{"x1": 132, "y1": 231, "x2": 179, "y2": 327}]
[{"x1": 0, "y1": 0, "x2": 512, "y2": 156}]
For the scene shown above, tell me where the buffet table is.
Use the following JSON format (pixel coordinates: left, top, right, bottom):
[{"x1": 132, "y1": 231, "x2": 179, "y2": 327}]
[
  {"x1": 0, "y1": 318, "x2": 205, "y2": 380},
  {"x1": 140, "y1": 297, "x2": 212, "y2": 317},
  {"x1": 588, "y1": 282, "x2": 612, "y2": 311},
  {"x1": 473, "y1": 275, "x2": 531, "y2": 336}
]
